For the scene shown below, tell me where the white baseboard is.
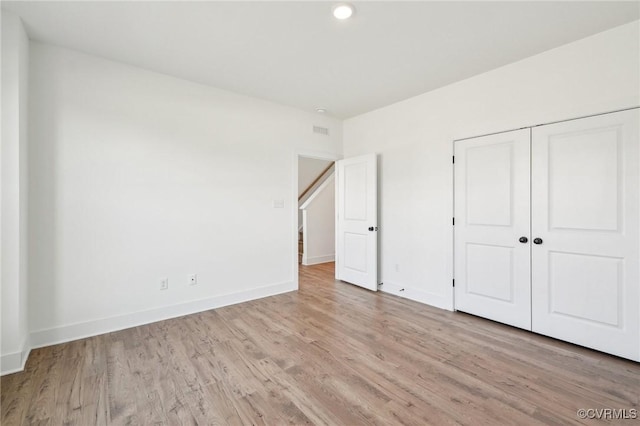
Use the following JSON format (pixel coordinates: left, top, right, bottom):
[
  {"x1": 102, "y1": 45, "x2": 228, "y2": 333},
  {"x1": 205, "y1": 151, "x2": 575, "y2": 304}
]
[
  {"x1": 302, "y1": 254, "x2": 335, "y2": 265},
  {"x1": 29, "y1": 280, "x2": 296, "y2": 352},
  {"x1": 1, "y1": 337, "x2": 31, "y2": 376},
  {"x1": 380, "y1": 280, "x2": 453, "y2": 311}
]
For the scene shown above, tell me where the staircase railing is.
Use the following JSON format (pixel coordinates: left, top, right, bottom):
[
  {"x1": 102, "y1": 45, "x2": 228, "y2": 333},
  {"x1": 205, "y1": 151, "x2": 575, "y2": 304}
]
[{"x1": 299, "y1": 162, "x2": 335, "y2": 205}]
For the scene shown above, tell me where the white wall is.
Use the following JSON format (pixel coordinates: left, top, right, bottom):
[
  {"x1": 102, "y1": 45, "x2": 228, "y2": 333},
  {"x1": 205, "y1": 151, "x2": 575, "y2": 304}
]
[
  {"x1": 301, "y1": 174, "x2": 335, "y2": 265},
  {"x1": 27, "y1": 42, "x2": 341, "y2": 349},
  {"x1": 343, "y1": 21, "x2": 640, "y2": 310},
  {"x1": 1, "y1": 10, "x2": 30, "y2": 374}
]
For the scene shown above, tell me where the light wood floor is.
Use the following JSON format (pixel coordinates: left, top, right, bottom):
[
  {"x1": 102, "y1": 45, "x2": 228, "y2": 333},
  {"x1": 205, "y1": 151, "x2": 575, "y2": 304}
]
[{"x1": 2, "y1": 262, "x2": 639, "y2": 425}]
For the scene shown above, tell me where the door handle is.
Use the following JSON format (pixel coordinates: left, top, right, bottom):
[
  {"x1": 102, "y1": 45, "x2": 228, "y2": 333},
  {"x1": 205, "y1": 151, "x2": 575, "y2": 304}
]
[
  {"x1": 519, "y1": 237, "x2": 528, "y2": 243},
  {"x1": 533, "y1": 238, "x2": 543, "y2": 245},
  {"x1": 368, "y1": 226, "x2": 378, "y2": 231}
]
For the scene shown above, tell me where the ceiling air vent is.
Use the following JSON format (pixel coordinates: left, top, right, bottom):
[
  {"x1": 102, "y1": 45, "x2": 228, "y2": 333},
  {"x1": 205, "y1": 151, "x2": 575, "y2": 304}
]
[{"x1": 313, "y1": 126, "x2": 329, "y2": 136}]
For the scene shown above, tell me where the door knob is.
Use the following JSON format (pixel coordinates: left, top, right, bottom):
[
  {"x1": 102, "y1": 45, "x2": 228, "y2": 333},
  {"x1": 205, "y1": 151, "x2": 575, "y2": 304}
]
[
  {"x1": 533, "y1": 238, "x2": 543, "y2": 245},
  {"x1": 519, "y1": 237, "x2": 528, "y2": 243},
  {"x1": 368, "y1": 226, "x2": 378, "y2": 231}
]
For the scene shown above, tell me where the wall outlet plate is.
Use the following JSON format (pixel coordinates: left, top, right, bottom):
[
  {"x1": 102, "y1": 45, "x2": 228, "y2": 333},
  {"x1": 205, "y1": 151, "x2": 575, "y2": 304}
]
[
  {"x1": 189, "y1": 274, "x2": 197, "y2": 285},
  {"x1": 160, "y1": 278, "x2": 169, "y2": 290}
]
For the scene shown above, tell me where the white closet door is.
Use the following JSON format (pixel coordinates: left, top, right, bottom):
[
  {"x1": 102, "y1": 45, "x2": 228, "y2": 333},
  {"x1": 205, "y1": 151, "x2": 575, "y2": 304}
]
[
  {"x1": 531, "y1": 109, "x2": 639, "y2": 361},
  {"x1": 454, "y1": 129, "x2": 532, "y2": 330}
]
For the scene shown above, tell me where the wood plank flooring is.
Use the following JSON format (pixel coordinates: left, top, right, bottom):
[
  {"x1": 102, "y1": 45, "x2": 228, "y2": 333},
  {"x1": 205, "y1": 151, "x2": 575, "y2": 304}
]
[{"x1": 2, "y1": 262, "x2": 639, "y2": 425}]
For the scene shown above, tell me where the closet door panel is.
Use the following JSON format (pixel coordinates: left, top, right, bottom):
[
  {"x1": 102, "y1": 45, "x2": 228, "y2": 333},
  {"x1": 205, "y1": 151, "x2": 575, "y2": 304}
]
[
  {"x1": 531, "y1": 109, "x2": 639, "y2": 361},
  {"x1": 454, "y1": 129, "x2": 531, "y2": 330}
]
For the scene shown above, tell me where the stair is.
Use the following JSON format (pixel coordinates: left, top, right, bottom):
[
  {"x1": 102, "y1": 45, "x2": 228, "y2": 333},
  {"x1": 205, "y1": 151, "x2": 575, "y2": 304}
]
[
  {"x1": 298, "y1": 162, "x2": 334, "y2": 266},
  {"x1": 298, "y1": 231, "x2": 303, "y2": 264}
]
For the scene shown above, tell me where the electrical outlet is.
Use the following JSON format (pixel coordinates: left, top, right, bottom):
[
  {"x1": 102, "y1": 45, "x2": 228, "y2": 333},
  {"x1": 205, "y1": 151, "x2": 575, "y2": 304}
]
[
  {"x1": 160, "y1": 278, "x2": 169, "y2": 290},
  {"x1": 189, "y1": 274, "x2": 197, "y2": 286}
]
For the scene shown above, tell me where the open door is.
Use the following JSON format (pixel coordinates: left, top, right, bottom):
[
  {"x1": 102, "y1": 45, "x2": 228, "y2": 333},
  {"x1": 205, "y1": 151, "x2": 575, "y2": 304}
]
[{"x1": 335, "y1": 153, "x2": 378, "y2": 291}]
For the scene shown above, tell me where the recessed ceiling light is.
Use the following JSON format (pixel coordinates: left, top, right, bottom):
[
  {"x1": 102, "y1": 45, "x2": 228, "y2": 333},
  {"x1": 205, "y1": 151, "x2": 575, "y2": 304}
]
[
  {"x1": 332, "y1": 3, "x2": 354, "y2": 20},
  {"x1": 316, "y1": 108, "x2": 327, "y2": 114}
]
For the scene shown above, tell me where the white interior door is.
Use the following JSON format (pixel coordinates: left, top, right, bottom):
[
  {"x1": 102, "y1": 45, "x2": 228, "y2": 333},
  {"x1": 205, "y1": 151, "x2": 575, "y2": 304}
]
[
  {"x1": 454, "y1": 129, "x2": 532, "y2": 330},
  {"x1": 336, "y1": 154, "x2": 378, "y2": 291},
  {"x1": 531, "y1": 109, "x2": 639, "y2": 361}
]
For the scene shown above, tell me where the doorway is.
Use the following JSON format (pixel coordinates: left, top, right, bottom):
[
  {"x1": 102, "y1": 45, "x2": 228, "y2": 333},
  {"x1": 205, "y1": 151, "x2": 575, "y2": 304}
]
[{"x1": 295, "y1": 154, "x2": 337, "y2": 286}]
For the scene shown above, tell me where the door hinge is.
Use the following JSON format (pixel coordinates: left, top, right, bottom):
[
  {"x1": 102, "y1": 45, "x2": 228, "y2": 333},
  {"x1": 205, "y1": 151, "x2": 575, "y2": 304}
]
[
  {"x1": 452, "y1": 155, "x2": 455, "y2": 164},
  {"x1": 452, "y1": 217, "x2": 455, "y2": 226},
  {"x1": 452, "y1": 279, "x2": 455, "y2": 287}
]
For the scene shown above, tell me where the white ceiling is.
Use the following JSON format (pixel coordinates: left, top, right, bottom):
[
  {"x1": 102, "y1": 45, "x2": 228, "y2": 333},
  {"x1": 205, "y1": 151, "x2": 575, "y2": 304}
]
[{"x1": 3, "y1": 1, "x2": 638, "y2": 118}]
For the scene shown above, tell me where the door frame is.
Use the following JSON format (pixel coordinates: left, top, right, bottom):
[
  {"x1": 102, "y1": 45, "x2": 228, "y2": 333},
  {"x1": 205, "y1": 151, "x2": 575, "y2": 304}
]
[{"x1": 293, "y1": 150, "x2": 340, "y2": 289}]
